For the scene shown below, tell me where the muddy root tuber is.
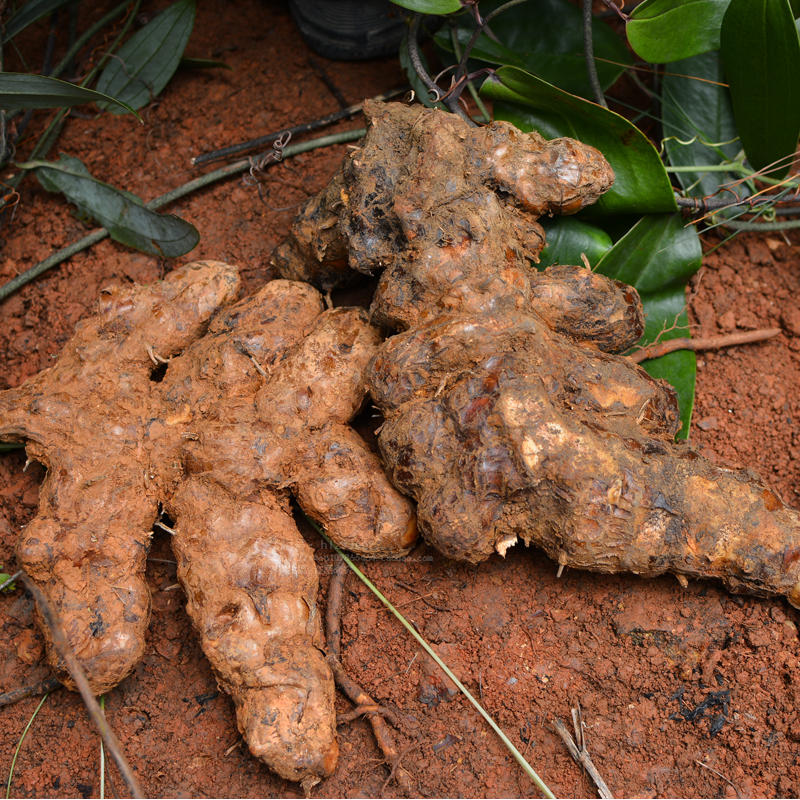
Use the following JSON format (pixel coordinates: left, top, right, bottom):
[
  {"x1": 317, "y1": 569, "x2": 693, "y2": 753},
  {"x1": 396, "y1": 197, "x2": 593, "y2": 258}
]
[
  {"x1": 0, "y1": 261, "x2": 416, "y2": 783},
  {"x1": 274, "y1": 100, "x2": 800, "y2": 609}
]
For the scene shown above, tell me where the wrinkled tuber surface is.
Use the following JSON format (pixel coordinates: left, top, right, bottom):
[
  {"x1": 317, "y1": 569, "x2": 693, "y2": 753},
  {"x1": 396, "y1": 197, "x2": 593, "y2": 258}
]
[
  {"x1": 274, "y1": 101, "x2": 800, "y2": 609},
  {"x1": 0, "y1": 262, "x2": 416, "y2": 783}
]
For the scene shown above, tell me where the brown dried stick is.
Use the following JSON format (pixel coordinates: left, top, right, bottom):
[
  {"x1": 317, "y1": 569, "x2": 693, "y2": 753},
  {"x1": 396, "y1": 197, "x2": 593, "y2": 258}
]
[
  {"x1": 337, "y1": 705, "x2": 398, "y2": 726},
  {"x1": 18, "y1": 573, "x2": 144, "y2": 800},
  {"x1": 629, "y1": 328, "x2": 780, "y2": 364},
  {"x1": 553, "y1": 709, "x2": 613, "y2": 800},
  {"x1": 0, "y1": 677, "x2": 61, "y2": 707},
  {"x1": 325, "y1": 556, "x2": 414, "y2": 795}
]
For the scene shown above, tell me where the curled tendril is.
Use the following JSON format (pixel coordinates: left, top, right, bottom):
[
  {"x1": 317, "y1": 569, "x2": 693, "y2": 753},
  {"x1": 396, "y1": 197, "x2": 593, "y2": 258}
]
[{"x1": 241, "y1": 130, "x2": 292, "y2": 190}]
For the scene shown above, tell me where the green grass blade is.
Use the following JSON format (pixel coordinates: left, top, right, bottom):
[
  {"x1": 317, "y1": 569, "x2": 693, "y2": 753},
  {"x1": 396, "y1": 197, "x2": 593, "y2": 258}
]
[
  {"x1": 5, "y1": 693, "x2": 50, "y2": 799},
  {"x1": 306, "y1": 517, "x2": 557, "y2": 800}
]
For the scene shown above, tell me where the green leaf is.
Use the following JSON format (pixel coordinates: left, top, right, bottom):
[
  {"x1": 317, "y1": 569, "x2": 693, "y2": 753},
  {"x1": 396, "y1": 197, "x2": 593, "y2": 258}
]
[
  {"x1": 595, "y1": 213, "x2": 702, "y2": 437},
  {"x1": 483, "y1": 67, "x2": 678, "y2": 215},
  {"x1": 434, "y1": 0, "x2": 632, "y2": 100},
  {"x1": 537, "y1": 216, "x2": 613, "y2": 270},
  {"x1": 627, "y1": 0, "x2": 732, "y2": 62},
  {"x1": 661, "y1": 50, "x2": 746, "y2": 199},
  {"x1": 20, "y1": 154, "x2": 200, "y2": 257},
  {"x1": 0, "y1": 567, "x2": 16, "y2": 591},
  {"x1": 2, "y1": 0, "x2": 78, "y2": 44},
  {"x1": 390, "y1": 0, "x2": 462, "y2": 11},
  {"x1": 178, "y1": 57, "x2": 233, "y2": 71},
  {"x1": 95, "y1": 0, "x2": 196, "y2": 113},
  {"x1": 0, "y1": 73, "x2": 139, "y2": 116},
  {"x1": 721, "y1": 0, "x2": 800, "y2": 178}
]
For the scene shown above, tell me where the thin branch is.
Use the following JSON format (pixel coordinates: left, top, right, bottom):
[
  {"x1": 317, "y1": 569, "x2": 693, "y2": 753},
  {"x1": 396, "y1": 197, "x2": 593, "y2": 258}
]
[
  {"x1": 408, "y1": 13, "x2": 473, "y2": 125},
  {"x1": 553, "y1": 713, "x2": 613, "y2": 799},
  {"x1": 721, "y1": 218, "x2": 800, "y2": 232},
  {"x1": 583, "y1": 0, "x2": 607, "y2": 107},
  {"x1": 0, "y1": 127, "x2": 366, "y2": 302},
  {"x1": 629, "y1": 328, "x2": 780, "y2": 364},
  {"x1": 336, "y1": 705, "x2": 399, "y2": 726},
  {"x1": 191, "y1": 86, "x2": 408, "y2": 166},
  {"x1": 325, "y1": 555, "x2": 414, "y2": 795},
  {"x1": 0, "y1": 677, "x2": 61, "y2": 708},
  {"x1": 18, "y1": 573, "x2": 144, "y2": 799},
  {"x1": 674, "y1": 193, "x2": 798, "y2": 214}
]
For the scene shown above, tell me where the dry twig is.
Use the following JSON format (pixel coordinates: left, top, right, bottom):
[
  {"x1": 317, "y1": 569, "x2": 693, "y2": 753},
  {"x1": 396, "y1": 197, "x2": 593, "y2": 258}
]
[
  {"x1": 553, "y1": 707, "x2": 613, "y2": 799},
  {"x1": 629, "y1": 328, "x2": 780, "y2": 363},
  {"x1": 17, "y1": 573, "x2": 144, "y2": 799},
  {"x1": 0, "y1": 677, "x2": 61, "y2": 708},
  {"x1": 326, "y1": 556, "x2": 414, "y2": 795}
]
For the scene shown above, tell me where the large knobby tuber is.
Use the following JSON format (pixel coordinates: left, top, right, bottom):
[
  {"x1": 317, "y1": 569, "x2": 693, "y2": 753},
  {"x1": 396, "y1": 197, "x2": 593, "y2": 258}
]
[
  {"x1": 0, "y1": 262, "x2": 416, "y2": 784},
  {"x1": 274, "y1": 100, "x2": 800, "y2": 609}
]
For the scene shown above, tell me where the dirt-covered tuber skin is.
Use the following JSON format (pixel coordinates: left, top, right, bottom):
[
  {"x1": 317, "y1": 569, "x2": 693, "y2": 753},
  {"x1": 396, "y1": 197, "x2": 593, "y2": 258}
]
[
  {"x1": 1, "y1": 262, "x2": 241, "y2": 696},
  {"x1": 0, "y1": 262, "x2": 416, "y2": 783},
  {"x1": 274, "y1": 100, "x2": 800, "y2": 609}
]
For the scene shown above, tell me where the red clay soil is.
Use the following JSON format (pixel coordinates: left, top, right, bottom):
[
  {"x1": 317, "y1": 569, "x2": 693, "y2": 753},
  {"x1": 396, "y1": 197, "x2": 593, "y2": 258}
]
[{"x1": 1, "y1": 2, "x2": 799, "y2": 798}]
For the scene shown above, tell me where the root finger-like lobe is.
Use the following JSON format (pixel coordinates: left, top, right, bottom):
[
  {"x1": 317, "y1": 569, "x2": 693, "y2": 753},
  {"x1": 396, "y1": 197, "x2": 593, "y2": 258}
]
[{"x1": 167, "y1": 477, "x2": 338, "y2": 783}]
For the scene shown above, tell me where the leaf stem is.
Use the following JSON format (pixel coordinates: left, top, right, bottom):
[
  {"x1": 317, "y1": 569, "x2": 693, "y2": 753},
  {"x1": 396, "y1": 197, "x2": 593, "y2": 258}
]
[
  {"x1": 448, "y1": 23, "x2": 490, "y2": 123},
  {"x1": 306, "y1": 518, "x2": 556, "y2": 800},
  {"x1": 0, "y1": 127, "x2": 366, "y2": 301},
  {"x1": 49, "y1": 0, "x2": 133, "y2": 81},
  {"x1": 583, "y1": 0, "x2": 607, "y2": 108}
]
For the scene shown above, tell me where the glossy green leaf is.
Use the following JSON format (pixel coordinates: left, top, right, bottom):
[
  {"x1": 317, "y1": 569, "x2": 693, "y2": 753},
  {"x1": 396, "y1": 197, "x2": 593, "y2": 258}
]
[
  {"x1": 627, "y1": 0, "x2": 732, "y2": 62},
  {"x1": 95, "y1": 0, "x2": 196, "y2": 113},
  {"x1": 0, "y1": 73, "x2": 138, "y2": 116},
  {"x1": 721, "y1": 0, "x2": 800, "y2": 178},
  {"x1": 178, "y1": 57, "x2": 233, "y2": 71},
  {"x1": 537, "y1": 217, "x2": 612, "y2": 270},
  {"x1": 483, "y1": 67, "x2": 677, "y2": 215},
  {"x1": 595, "y1": 213, "x2": 702, "y2": 438},
  {"x1": 2, "y1": 0, "x2": 78, "y2": 44},
  {"x1": 390, "y1": 0, "x2": 461, "y2": 11},
  {"x1": 434, "y1": 0, "x2": 632, "y2": 100},
  {"x1": 20, "y1": 154, "x2": 199, "y2": 257},
  {"x1": 661, "y1": 50, "x2": 746, "y2": 199}
]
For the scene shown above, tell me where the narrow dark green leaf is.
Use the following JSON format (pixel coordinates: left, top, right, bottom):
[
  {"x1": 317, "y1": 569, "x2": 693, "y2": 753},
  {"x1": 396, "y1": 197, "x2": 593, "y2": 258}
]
[
  {"x1": 178, "y1": 57, "x2": 233, "y2": 71},
  {"x1": 537, "y1": 217, "x2": 612, "y2": 270},
  {"x1": 95, "y1": 0, "x2": 196, "y2": 113},
  {"x1": 2, "y1": 0, "x2": 78, "y2": 44},
  {"x1": 661, "y1": 50, "x2": 746, "y2": 199},
  {"x1": 627, "y1": 0, "x2": 732, "y2": 62},
  {"x1": 595, "y1": 213, "x2": 703, "y2": 437},
  {"x1": 20, "y1": 154, "x2": 199, "y2": 257},
  {"x1": 434, "y1": 0, "x2": 632, "y2": 100},
  {"x1": 483, "y1": 67, "x2": 677, "y2": 215},
  {"x1": 390, "y1": 0, "x2": 462, "y2": 11},
  {"x1": 0, "y1": 73, "x2": 139, "y2": 116},
  {"x1": 792, "y1": 0, "x2": 800, "y2": 15},
  {"x1": 721, "y1": 0, "x2": 800, "y2": 178}
]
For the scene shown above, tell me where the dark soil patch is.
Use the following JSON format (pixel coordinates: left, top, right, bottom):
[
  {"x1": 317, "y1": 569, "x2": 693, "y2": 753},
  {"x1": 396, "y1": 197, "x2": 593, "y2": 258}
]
[{"x1": 1, "y1": 2, "x2": 799, "y2": 798}]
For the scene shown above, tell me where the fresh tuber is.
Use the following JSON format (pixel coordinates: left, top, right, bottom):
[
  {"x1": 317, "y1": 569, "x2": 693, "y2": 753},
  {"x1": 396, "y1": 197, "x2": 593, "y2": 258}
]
[
  {"x1": 0, "y1": 261, "x2": 416, "y2": 784},
  {"x1": 274, "y1": 100, "x2": 800, "y2": 609}
]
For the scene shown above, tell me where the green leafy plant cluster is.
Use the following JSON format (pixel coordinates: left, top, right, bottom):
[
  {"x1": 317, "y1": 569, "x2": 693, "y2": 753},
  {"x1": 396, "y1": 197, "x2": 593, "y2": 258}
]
[
  {"x1": 394, "y1": 0, "x2": 800, "y2": 438},
  {"x1": 0, "y1": 0, "x2": 217, "y2": 257}
]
